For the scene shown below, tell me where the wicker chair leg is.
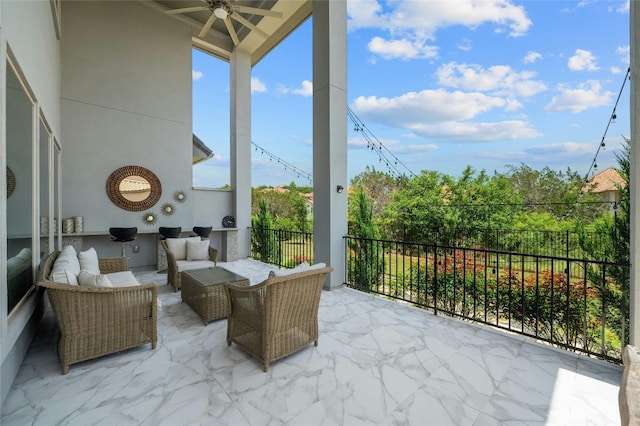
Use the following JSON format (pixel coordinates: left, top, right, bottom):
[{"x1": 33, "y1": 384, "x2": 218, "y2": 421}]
[
  {"x1": 62, "y1": 364, "x2": 69, "y2": 375},
  {"x1": 227, "y1": 339, "x2": 231, "y2": 346},
  {"x1": 263, "y1": 362, "x2": 269, "y2": 372},
  {"x1": 314, "y1": 340, "x2": 318, "y2": 346}
]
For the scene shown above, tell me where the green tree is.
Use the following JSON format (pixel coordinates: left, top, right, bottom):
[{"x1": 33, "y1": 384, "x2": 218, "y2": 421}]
[
  {"x1": 350, "y1": 167, "x2": 401, "y2": 237},
  {"x1": 348, "y1": 187, "x2": 384, "y2": 290},
  {"x1": 445, "y1": 166, "x2": 522, "y2": 247},
  {"x1": 386, "y1": 170, "x2": 452, "y2": 244},
  {"x1": 251, "y1": 197, "x2": 280, "y2": 264},
  {"x1": 505, "y1": 163, "x2": 604, "y2": 222},
  {"x1": 575, "y1": 138, "x2": 630, "y2": 353},
  {"x1": 251, "y1": 187, "x2": 310, "y2": 232}
]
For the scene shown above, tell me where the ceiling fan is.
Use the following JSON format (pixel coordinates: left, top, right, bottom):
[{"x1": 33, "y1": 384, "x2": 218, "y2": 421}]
[{"x1": 164, "y1": 0, "x2": 282, "y2": 46}]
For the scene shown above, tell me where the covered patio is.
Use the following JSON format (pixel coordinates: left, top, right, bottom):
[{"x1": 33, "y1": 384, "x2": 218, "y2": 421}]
[{"x1": 2, "y1": 260, "x2": 622, "y2": 425}]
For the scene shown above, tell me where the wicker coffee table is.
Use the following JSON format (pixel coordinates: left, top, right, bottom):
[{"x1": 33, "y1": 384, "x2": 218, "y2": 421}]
[{"x1": 181, "y1": 267, "x2": 250, "y2": 325}]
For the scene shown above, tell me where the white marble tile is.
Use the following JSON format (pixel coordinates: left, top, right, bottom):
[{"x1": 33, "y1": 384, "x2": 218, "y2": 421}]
[{"x1": 1, "y1": 259, "x2": 623, "y2": 426}]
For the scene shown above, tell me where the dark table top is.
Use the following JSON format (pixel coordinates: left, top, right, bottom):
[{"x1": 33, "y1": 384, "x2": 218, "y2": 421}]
[{"x1": 182, "y1": 266, "x2": 249, "y2": 287}]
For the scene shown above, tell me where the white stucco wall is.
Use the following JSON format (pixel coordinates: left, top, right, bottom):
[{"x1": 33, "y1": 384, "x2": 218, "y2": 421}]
[
  {"x1": 1, "y1": 0, "x2": 61, "y2": 411},
  {"x1": 1, "y1": 1, "x2": 61, "y2": 135},
  {"x1": 60, "y1": 1, "x2": 232, "y2": 266}
]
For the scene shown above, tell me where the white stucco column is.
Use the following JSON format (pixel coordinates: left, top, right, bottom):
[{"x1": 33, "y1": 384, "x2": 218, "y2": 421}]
[
  {"x1": 630, "y1": 0, "x2": 640, "y2": 344},
  {"x1": 230, "y1": 48, "x2": 252, "y2": 258},
  {"x1": 312, "y1": 0, "x2": 348, "y2": 290}
]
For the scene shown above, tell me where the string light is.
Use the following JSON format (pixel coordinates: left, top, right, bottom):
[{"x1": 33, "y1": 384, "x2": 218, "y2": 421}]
[
  {"x1": 253, "y1": 107, "x2": 419, "y2": 184},
  {"x1": 250, "y1": 141, "x2": 313, "y2": 184},
  {"x1": 582, "y1": 66, "x2": 630, "y2": 186},
  {"x1": 347, "y1": 106, "x2": 416, "y2": 178}
]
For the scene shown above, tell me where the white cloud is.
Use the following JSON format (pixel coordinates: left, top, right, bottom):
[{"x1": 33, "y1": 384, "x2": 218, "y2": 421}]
[
  {"x1": 524, "y1": 142, "x2": 594, "y2": 157},
  {"x1": 410, "y1": 121, "x2": 540, "y2": 142},
  {"x1": 457, "y1": 39, "x2": 472, "y2": 52},
  {"x1": 617, "y1": 45, "x2": 630, "y2": 65},
  {"x1": 368, "y1": 36, "x2": 438, "y2": 60},
  {"x1": 293, "y1": 80, "x2": 313, "y2": 97},
  {"x1": 611, "y1": 66, "x2": 622, "y2": 74},
  {"x1": 352, "y1": 89, "x2": 540, "y2": 142},
  {"x1": 347, "y1": 0, "x2": 386, "y2": 31},
  {"x1": 192, "y1": 70, "x2": 203, "y2": 80},
  {"x1": 436, "y1": 62, "x2": 546, "y2": 97},
  {"x1": 568, "y1": 49, "x2": 599, "y2": 71},
  {"x1": 251, "y1": 77, "x2": 267, "y2": 93},
  {"x1": 353, "y1": 89, "x2": 507, "y2": 124},
  {"x1": 350, "y1": 0, "x2": 531, "y2": 61},
  {"x1": 545, "y1": 80, "x2": 612, "y2": 113},
  {"x1": 348, "y1": 0, "x2": 532, "y2": 37},
  {"x1": 278, "y1": 80, "x2": 313, "y2": 97},
  {"x1": 523, "y1": 51, "x2": 542, "y2": 64},
  {"x1": 474, "y1": 141, "x2": 598, "y2": 165},
  {"x1": 349, "y1": 136, "x2": 437, "y2": 153},
  {"x1": 617, "y1": 0, "x2": 630, "y2": 13},
  {"x1": 392, "y1": 144, "x2": 439, "y2": 154}
]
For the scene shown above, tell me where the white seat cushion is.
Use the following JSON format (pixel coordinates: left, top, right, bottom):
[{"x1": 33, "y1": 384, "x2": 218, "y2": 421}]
[
  {"x1": 176, "y1": 260, "x2": 216, "y2": 272},
  {"x1": 105, "y1": 271, "x2": 141, "y2": 287},
  {"x1": 166, "y1": 237, "x2": 201, "y2": 261}
]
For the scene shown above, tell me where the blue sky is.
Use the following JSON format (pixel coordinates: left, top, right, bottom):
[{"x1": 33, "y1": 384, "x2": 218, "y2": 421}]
[{"x1": 192, "y1": 0, "x2": 631, "y2": 189}]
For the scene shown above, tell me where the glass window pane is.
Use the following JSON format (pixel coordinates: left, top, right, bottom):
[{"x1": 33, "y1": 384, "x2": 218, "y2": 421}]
[{"x1": 6, "y1": 61, "x2": 34, "y2": 313}]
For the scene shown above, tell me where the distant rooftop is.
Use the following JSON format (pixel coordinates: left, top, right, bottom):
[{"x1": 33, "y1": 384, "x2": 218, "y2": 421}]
[
  {"x1": 192, "y1": 134, "x2": 214, "y2": 165},
  {"x1": 584, "y1": 167, "x2": 625, "y2": 193}
]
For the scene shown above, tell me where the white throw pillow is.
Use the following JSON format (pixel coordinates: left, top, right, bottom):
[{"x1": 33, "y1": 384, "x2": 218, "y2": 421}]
[
  {"x1": 166, "y1": 237, "x2": 201, "y2": 261},
  {"x1": 54, "y1": 245, "x2": 81, "y2": 275},
  {"x1": 50, "y1": 269, "x2": 79, "y2": 285},
  {"x1": 78, "y1": 270, "x2": 113, "y2": 287},
  {"x1": 186, "y1": 240, "x2": 210, "y2": 261},
  {"x1": 79, "y1": 247, "x2": 100, "y2": 274}
]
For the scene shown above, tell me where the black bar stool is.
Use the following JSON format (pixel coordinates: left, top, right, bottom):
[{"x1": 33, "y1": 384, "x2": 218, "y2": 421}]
[
  {"x1": 109, "y1": 227, "x2": 138, "y2": 257},
  {"x1": 192, "y1": 226, "x2": 212, "y2": 239},
  {"x1": 159, "y1": 227, "x2": 181, "y2": 239}
]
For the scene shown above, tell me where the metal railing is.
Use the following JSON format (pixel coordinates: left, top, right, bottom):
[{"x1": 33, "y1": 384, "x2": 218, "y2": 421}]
[
  {"x1": 344, "y1": 235, "x2": 629, "y2": 363},
  {"x1": 250, "y1": 227, "x2": 629, "y2": 363},
  {"x1": 250, "y1": 227, "x2": 313, "y2": 269},
  {"x1": 383, "y1": 227, "x2": 608, "y2": 261}
]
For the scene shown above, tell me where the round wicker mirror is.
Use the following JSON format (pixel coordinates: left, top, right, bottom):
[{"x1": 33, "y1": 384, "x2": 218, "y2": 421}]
[
  {"x1": 7, "y1": 166, "x2": 15, "y2": 198},
  {"x1": 106, "y1": 165, "x2": 162, "y2": 211}
]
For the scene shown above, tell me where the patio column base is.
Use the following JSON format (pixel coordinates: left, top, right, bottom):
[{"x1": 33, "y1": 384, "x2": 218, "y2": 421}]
[{"x1": 620, "y1": 345, "x2": 640, "y2": 425}]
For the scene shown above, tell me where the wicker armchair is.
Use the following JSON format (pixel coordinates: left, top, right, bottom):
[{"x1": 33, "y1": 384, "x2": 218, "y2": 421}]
[
  {"x1": 37, "y1": 251, "x2": 158, "y2": 375},
  {"x1": 161, "y1": 239, "x2": 218, "y2": 291},
  {"x1": 225, "y1": 266, "x2": 334, "y2": 372}
]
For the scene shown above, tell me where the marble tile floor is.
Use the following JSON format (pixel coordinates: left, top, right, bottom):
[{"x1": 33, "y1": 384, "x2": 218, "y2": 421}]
[{"x1": 2, "y1": 259, "x2": 623, "y2": 425}]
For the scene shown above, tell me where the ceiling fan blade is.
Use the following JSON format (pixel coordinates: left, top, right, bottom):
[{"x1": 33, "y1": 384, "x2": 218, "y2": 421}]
[
  {"x1": 233, "y1": 5, "x2": 283, "y2": 18},
  {"x1": 164, "y1": 6, "x2": 208, "y2": 15},
  {"x1": 231, "y1": 13, "x2": 268, "y2": 39},
  {"x1": 198, "y1": 13, "x2": 217, "y2": 38},
  {"x1": 224, "y1": 18, "x2": 240, "y2": 46}
]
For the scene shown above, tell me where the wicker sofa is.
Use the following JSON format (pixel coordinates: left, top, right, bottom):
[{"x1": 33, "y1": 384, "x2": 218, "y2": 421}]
[
  {"x1": 225, "y1": 265, "x2": 334, "y2": 372},
  {"x1": 37, "y1": 250, "x2": 158, "y2": 375},
  {"x1": 161, "y1": 237, "x2": 218, "y2": 292}
]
